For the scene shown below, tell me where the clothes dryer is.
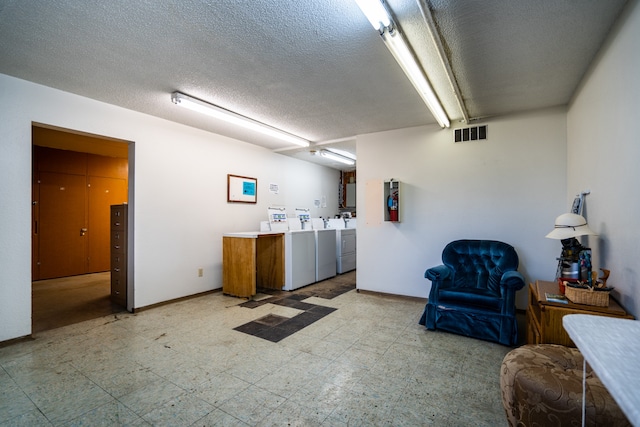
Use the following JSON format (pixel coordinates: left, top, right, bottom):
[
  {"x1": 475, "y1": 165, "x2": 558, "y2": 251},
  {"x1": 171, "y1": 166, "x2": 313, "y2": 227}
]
[
  {"x1": 327, "y1": 218, "x2": 356, "y2": 274},
  {"x1": 311, "y1": 218, "x2": 337, "y2": 281}
]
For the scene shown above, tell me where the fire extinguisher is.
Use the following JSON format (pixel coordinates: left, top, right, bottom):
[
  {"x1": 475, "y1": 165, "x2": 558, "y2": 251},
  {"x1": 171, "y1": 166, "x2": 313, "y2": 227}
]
[{"x1": 387, "y1": 190, "x2": 398, "y2": 222}]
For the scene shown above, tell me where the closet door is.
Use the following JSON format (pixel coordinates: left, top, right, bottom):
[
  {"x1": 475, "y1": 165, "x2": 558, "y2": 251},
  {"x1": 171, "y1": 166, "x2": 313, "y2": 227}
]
[
  {"x1": 87, "y1": 176, "x2": 127, "y2": 273},
  {"x1": 37, "y1": 172, "x2": 87, "y2": 279},
  {"x1": 33, "y1": 146, "x2": 128, "y2": 280}
]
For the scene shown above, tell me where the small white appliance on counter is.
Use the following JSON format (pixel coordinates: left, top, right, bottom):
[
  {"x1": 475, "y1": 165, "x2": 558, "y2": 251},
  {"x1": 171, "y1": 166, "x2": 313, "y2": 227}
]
[
  {"x1": 327, "y1": 218, "x2": 356, "y2": 274},
  {"x1": 266, "y1": 207, "x2": 316, "y2": 291}
]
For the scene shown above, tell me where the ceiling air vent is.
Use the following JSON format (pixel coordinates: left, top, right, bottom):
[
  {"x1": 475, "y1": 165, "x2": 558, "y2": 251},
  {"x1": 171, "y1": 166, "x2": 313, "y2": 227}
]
[{"x1": 454, "y1": 125, "x2": 487, "y2": 142}]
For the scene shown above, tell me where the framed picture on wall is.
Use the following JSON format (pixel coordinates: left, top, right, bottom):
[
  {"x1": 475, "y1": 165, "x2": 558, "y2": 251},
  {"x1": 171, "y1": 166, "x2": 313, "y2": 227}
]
[{"x1": 227, "y1": 174, "x2": 257, "y2": 203}]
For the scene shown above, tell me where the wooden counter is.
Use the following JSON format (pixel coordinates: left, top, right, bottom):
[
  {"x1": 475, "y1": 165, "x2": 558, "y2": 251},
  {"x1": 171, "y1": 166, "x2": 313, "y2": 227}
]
[{"x1": 222, "y1": 232, "x2": 284, "y2": 298}]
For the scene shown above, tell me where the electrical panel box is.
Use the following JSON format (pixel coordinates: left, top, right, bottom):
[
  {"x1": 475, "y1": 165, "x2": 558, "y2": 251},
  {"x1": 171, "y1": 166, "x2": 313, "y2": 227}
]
[{"x1": 384, "y1": 180, "x2": 400, "y2": 222}]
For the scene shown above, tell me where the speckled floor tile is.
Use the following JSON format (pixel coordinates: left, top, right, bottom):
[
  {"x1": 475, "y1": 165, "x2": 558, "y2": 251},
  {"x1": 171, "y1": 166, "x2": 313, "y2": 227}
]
[
  {"x1": 0, "y1": 376, "x2": 37, "y2": 423},
  {"x1": 324, "y1": 384, "x2": 397, "y2": 427},
  {"x1": 141, "y1": 392, "x2": 215, "y2": 426},
  {"x1": 6, "y1": 363, "x2": 114, "y2": 424},
  {"x1": 216, "y1": 385, "x2": 286, "y2": 425},
  {"x1": 385, "y1": 402, "x2": 453, "y2": 426},
  {"x1": 0, "y1": 407, "x2": 52, "y2": 426},
  {"x1": 193, "y1": 408, "x2": 249, "y2": 426},
  {"x1": 256, "y1": 399, "x2": 327, "y2": 426},
  {"x1": 254, "y1": 364, "x2": 317, "y2": 399},
  {"x1": 315, "y1": 359, "x2": 370, "y2": 390},
  {"x1": 118, "y1": 378, "x2": 186, "y2": 417},
  {"x1": 286, "y1": 379, "x2": 348, "y2": 421},
  {"x1": 194, "y1": 372, "x2": 251, "y2": 407},
  {"x1": 64, "y1": 401, "x2": 147, "y2": 426},
  {"x1": 80, "y1": 359, "x2": 162, "y2": 398},
  {"x1": 281, "y1": 334, "x2": 351, "y2": 360}
]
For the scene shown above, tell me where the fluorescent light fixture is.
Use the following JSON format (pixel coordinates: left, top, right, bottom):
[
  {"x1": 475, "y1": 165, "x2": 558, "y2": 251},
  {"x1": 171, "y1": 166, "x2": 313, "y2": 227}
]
[
  {"x1": 382, "y1": 29, "x2": 450, "y2": 128},
  {"x1": 354, "y1": 0, "x2": 450, "y2": 128},
  {"x1": 354, "y1": 0, "x2": 391, "y2": 32},
  {"x1": 171, "y1": 92, "x2": 310, "y2": 147},
  {"x1": 319, "y1": 149, "x2": 355, "y2": 165},
  {"x1": 325, "y1": 148, "x2": 356, "y2": 161}
]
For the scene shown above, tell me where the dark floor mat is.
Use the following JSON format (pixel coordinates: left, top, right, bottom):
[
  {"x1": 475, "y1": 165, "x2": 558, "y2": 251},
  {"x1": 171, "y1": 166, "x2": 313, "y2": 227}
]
[
  {"x1": 234, "y1": 273, "x2": 353, "y2": 342},
  {"x1": 239, "y1": 273, "x2": 355, "y2": 309}
]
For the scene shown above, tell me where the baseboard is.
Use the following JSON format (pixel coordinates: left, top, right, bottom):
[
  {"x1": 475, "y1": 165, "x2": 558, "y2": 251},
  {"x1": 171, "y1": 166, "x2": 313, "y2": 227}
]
[
  {"x1": 0, "y1": 334, "x2": 34, "y2": 348},
  {"x1": 133, "y1": 288, "x2": 222, "y2": 313},
  {"x1": 355, "y1": 288, "x2": 427, "y2": 303}
]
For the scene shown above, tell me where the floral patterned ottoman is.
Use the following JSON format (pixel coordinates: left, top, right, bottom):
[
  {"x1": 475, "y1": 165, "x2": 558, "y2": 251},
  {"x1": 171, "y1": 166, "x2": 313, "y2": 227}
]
[{"x1": 500, "y1": 344, "x2": 630, "y2": 427}]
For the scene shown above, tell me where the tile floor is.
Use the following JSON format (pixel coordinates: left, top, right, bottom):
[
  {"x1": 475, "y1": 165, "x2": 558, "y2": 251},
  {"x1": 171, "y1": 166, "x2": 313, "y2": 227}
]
[{"x1": 1, "y1": 271, "x2": 513, "y2": 426}]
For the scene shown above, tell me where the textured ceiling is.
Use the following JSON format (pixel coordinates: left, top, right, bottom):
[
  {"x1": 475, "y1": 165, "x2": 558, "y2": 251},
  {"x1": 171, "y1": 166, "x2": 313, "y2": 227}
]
[
  {"x1": 428, "y1": 0, "x2": 629, "y2": 120},
  {"x1": 0, "y1": 0, "x2": 628, "y2": 170}
]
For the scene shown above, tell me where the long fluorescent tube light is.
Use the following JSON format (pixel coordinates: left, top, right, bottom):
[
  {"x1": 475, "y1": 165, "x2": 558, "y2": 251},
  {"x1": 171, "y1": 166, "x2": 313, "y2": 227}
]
[
  {"x1": 354, "y1": 0, "x2": 391, "y2": 32},
  {"x1": 319, "y1": 149, "x2": 355, "y2": 165},
  {"x1": 171, "y1": 92, "x2": 310, "y2": 147},
  {"x1": 354, "y1": 0, "x2": 450, "y2": 128},
  {"x1": 325, "y1": 148, "x2": 356, "y2": 161},
  {"x1": 382, "y1": 29, "x2": 450, "y2": 128}
]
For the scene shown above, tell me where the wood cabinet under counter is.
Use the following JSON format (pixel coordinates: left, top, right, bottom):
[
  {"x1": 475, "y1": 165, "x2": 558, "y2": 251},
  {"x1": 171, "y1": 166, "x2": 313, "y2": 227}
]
[{"x1": 222, "y1": 232, "x2": 285, "y2": 298}]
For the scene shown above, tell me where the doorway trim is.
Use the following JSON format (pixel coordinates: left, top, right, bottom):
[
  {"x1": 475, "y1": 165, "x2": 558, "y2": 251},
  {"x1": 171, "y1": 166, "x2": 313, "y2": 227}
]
[{"x1": 32, "y1": 122, "x2": 135, "y2": 313}]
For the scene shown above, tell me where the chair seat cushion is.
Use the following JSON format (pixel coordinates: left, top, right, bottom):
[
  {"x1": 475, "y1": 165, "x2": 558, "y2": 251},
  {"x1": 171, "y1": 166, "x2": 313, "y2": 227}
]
[{"x1": 438, "y1": 287, "x2": 502, "y2": 311}]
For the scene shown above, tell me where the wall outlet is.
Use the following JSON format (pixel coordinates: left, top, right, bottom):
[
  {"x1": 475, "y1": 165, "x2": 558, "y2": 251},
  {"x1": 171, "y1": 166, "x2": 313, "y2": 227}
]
[{"x1": 198, "y1": 268, "x2": 203, "y2": 277}]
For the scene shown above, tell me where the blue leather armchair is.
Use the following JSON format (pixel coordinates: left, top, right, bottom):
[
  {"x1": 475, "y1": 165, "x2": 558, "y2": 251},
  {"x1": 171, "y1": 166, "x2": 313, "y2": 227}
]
[{"x1": 419, "y1": 240, "x2": 525, "y2": 346}]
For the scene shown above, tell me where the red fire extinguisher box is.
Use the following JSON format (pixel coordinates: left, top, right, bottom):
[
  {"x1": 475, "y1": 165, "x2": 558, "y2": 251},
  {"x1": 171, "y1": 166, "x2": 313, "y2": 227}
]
[{"x1": 384, "y1": 179, "x2": 400, "y2": 222}]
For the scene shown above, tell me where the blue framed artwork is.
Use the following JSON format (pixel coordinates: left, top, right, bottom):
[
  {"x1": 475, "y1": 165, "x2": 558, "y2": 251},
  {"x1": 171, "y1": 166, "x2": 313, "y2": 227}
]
[{"x1": 227, "y1": 174, "x2": 257, "y2": 203}]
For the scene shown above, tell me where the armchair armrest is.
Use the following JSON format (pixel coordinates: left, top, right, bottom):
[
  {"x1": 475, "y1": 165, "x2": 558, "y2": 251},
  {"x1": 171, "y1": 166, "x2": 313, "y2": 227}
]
[
  {"x1": 425, "y1": 265, "x2": 451, "y2": 282},
  {"x1": 500, "y1": 271, "x2": 526, "y2": 291},
  {"x1": 425, "y1": 265, "x2": 452, "y2": 307},
  {"x1": 500, "y1": 270, "x2": 525, "y2": 316}
]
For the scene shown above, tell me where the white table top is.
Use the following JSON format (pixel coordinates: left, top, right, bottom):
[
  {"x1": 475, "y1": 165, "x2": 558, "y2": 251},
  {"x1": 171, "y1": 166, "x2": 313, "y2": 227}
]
[
  {"x1": 563, "y1": 314, "x2": 640, "y2": 425},
  {"x1": 223, "y1": 231, "x2": 283, "y2": 238}
]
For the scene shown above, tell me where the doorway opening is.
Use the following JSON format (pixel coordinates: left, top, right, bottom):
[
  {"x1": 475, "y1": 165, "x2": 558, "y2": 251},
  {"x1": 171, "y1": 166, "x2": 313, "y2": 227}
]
[
  {"x1": 32, "y1": 272, "x2": 120, "y2": 333},
  {"x1": 32, "y1": 123, "x2": 133, "y2": 333}
]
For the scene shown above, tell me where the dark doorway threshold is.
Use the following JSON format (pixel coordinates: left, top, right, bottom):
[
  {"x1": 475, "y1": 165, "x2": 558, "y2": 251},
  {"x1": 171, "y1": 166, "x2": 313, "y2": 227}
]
[{"x1": 32, "y1": 272, "x2": 125, "y2": 334}]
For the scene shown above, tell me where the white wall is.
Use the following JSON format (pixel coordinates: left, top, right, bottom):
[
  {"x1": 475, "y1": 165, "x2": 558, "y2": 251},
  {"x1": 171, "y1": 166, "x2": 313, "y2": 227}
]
[
  {"x1": 0, "y1": 74, "x2": 339, "y2": 341},
  {"x1": 567, "y1": 0, "x2": 640, "y2": 317},
  {"x1": 356, "y1": 108, "x2": 568, "y2": 309}
]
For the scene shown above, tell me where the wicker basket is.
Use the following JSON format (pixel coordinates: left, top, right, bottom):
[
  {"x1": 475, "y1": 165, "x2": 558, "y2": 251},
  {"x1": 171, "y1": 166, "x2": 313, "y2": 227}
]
[{"x1": 565, "y1": 286, "x2": 610, "y2": 307}]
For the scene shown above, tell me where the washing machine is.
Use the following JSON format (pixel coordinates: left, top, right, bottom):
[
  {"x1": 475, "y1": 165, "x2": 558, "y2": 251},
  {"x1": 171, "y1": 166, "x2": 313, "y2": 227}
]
[
  {"x1": 265, "y1": 208, "x2": 316, "y2": 291},
  {"x1": 310, "y1": 218, "x2": 337, "y2": 281},
  {"x1": 327, "y1": 218, "x2": 356, "y2": 274}
]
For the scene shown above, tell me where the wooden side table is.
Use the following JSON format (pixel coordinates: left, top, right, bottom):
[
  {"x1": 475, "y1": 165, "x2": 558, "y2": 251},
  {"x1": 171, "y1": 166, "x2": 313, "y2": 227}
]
[
  {"x1": 222, "y1": 232, "x2": 285, "y2": 298},
  {"x1": 527, "y1": 280, "x2": 633, "y2": 347}
]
